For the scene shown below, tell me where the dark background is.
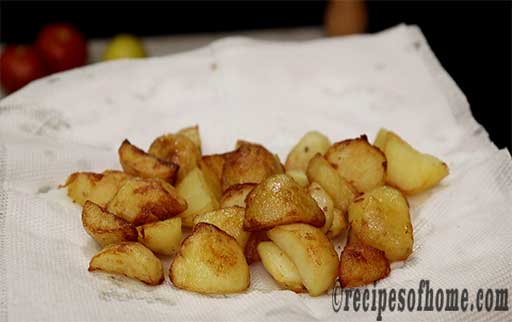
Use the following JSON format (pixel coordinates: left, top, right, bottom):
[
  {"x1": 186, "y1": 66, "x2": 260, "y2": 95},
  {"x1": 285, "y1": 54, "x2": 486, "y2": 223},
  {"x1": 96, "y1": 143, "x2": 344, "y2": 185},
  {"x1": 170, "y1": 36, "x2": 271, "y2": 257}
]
[{"x1": 1, "y1": 1, "x2": 510, "y2": 150}]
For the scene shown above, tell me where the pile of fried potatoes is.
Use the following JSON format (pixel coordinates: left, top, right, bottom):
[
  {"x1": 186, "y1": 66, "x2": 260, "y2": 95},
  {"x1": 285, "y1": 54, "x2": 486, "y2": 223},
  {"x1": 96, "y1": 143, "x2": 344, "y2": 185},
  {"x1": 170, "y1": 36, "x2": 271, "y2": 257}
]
[{"x1": 64, "y1": 125, "x2": 448, "y2": 295}]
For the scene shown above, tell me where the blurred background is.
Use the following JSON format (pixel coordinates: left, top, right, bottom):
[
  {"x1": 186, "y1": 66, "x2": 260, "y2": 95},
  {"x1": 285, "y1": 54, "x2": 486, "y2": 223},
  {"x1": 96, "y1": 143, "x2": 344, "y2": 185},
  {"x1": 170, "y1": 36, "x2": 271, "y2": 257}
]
[{"x1": 1, "y1": 1, "x2": 510, "y2": 150}]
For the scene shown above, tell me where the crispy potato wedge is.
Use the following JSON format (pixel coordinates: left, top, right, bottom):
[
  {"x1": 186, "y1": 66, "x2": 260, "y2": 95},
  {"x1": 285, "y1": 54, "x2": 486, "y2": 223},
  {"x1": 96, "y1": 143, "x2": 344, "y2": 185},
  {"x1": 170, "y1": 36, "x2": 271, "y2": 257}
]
[
  {"x1": 257, "y1": 241, "x2": 306, "y2": 293},
  {"x1": 244, "y1": 230, "x2": 269, "y2": 265},
  {"x1": 285, "y1": 131, "x2": 331, "y2": 172},
  {"x1": 193, "y1": 207, "x2": 250, "y2": 248},
  {"x1": 177, "y1": 125, "x2": 201, "y2": 152},
  {"x1": 308, "y1": 182, "x2": 334, "y2": 233},
  {"x1": 220, "y1": 183, "x2": 257, "y2": 208},
  {"x1": 176, "y1": 167, "x2": 220, "y2": 227},
  {"x1": 148, "y1": 133, "x2": 201, "y2": 182},
  {"x1": 339, "y1": 232, "x2": 390, "y2": 288},
  {"x1": 306, "y1": 154, "x2": 357, "y2": 213},
  {"x1": 373, "y1": 128, "x2": 390, "y2": 151},
  {"x1": 286, "y1": 170, "x2": 309, "y2": 187},
  {"x1": 268, "y1": 223, "x2": 338, "y2": 296},
  {"x1": 88, "y1": 242, "x2": 164, "y2": 285},
  {"x1": 170, "y1": 223, "x2": 250, "y2": 294},
  {"x1": 325, "y1": 135, "x2": 386, "y2": 193},
  {"x1": 221, "y1": 142, "x2": 283, "y2": 191},
  {"x1": 82, "y1": 201, "x2": 137, "y2": 247},
  {"x1": 349, "y1": 186, "x2": 413, "y2": 261},
  {"x1": 118, "y1": 139, "x2": 178, "y2": 183},
  {"x1": 137, "y1": 217, "x2": 182, "y2": 256},
  {"x1": 326, "y1": 208, "x2": 348, "y2": 239},
  {"x1": 244, "y1": 174, "x2": 325, "y2": 231},
  {"x1": 198, "y1": 160, "x2": 222, "y2": 201},
  {"x1": 374, "y1": 129, "x2": 449, "y2": 194},
  {"x1": 65, "y1": 170, "x2": 131, "y2": 207},
  {"x1": 201, "y1": 154, "x2": 226, "y2": 182},
  {"x1": 106, "y1": 178, "x2": 187, "y2": 225}
]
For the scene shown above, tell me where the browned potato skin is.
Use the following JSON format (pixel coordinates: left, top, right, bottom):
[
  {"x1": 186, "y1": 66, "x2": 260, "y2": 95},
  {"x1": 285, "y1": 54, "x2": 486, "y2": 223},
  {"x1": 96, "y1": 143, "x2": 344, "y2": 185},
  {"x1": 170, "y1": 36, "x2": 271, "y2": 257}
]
[
  {"x1": 244, "y1": 174, "x2": 325, "y2": 231},
  {"x1": 201, "y1": 154, "x2": 227, "y2": 182},
  {"x1": 221, "y1": 142, "x2": 283, "y2": 191},
  {"x1": 107, "y1": 178, "x2": 187, "y2": 225},
  {"x1": 220, "y1": 183, "x2": 257, "y2": 208},
  {"x1": 177, "y1": 125, "x2": 201, "y2": 153},
  {"x1": 325, "y1": 135, "x2": 386, "y2": 193},
  {"x1": 198, "y1": 160, "x2": 222, "y2": 201},
  {"x1": 64, "y1": 170, "x2": 131, "y2": 207},
  {"x1": 119, "y1": 139, "x2": 179, "y2": 184},
  {"x1": 339, "y1": 232, "x2": 390, "y2": 288},
  {"x1": 244, "y1": 230, "x2": 269, "y2": 264},
  {"x1": 148, "y1": 133, "x2": 201, "y2": 183},
  {"x1": 82, "y1": 201, "x2": 137, "y2": 246}
]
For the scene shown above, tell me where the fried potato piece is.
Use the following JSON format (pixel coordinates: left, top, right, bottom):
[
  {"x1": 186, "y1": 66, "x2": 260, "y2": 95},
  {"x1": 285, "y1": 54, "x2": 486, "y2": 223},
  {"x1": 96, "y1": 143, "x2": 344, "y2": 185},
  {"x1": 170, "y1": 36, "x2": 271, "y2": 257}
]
[
  {"x1": 257, "y1": 241, "x2": 306, "y2": 293},
  {"x1": 176, "y1": 167, "x2": 220, "y2": 227},
  {"x1": 198, "y1": 160, "x2": 222, "y2": 200},
  {"x1": 244, "y1": 174, "x2": 325, "y2": 231},
  {"x1": 220, "y1": 183, "x2": 256, "y2": 208},
  {"x1": 169, "y1": 223, "x2": 250, "y2": 294},
  {"x1": 137, "y1": 217, "x2": 182, "y2": 256},
  {"x1": 148, "y1": 133, "x2": 201, "y2": 182},
  {"x1": 286, "y1": 170, "x2": 309, "y2": 187},
  {"x1": 308, "y1": 182, "x2": 334, "y2": 233},
  {"x1": 374, "y1": 129, "x2": 449, "y2": 194},
  {"x1": 221, "y1": 142, "x2": 283, "y2": 191},
  {"x1": 177, "y1": 125, "x2": 201, "y2": 152},
  {"x1": 193, "y1": 207, "x2": 250, "y2": 248},
  {"x1": 326, "y1": 208, "x2": 348, "y2": 239},
  {"x1": 268, "y1": 223, "x2": 338, "y2": 296},
  {"x1": 119, "y1": 139, "x2": 178, "y2": 183},
  {"x1": 244, "y1": 230, "x2": 269, "y2": 265},
  {"x1": 348, "y1": 186, "x2": 413, "y2": 261},
  {"x1": 88, "y1": 242, "x2": 164, "y2": 285},
  {"x1": 64, "y1": 170, "x2": 131, "y2": 207},
  {"x1": 339, "y1": 232, "x2": 390, "y2": 288},
  {"x1": 82, "y1": 201, "x2": 137, "y2": 247},
  {"x1": 285, "y1": 131, "x2": 331, "y2": 172},
  {"x1": 325, "y1": 135, "x2": 386, "y2": 193},
  {"x1": 306, "y1": 154, "x2": 357, "y2": 213},
  {"x1": 201, "y1": 154, "x2": 226, "y2": 182},
  {"x1": 106, "y1": 178, "x2": 187, "y2": 225}
]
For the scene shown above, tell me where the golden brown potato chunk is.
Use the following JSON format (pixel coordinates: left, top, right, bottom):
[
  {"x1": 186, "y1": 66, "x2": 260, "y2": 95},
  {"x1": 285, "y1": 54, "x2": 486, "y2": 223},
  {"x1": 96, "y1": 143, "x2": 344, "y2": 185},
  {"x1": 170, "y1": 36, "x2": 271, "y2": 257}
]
[
  {"x1": 137, "y1": 217, "x2": 182, "y2": 256},
  {"x1": 285, "y1": 170, "x2": 309, "y2": 187},
  {"x1": 349, "y1": 186, "x2": 413, "y2": 261},
  {"x1": 285, "y1": 131, "x2": 331, "y2": 172},
  {"x1": 339, "y1": 232, "x2": 390, "y2": 288},
  {"x1": 326, "y1": 208, "x2": 348, "y2": 239},
  {"x1": 169, "y1": 223, "x2": 250, "y2": 294},
  {"x1": 148, "y1": 133, "x2": 201, "y2": 182},
  {"x1": 257, "y1": 241, "x2": 306, "y2": 293},
  {"x1": 193, "y1": 207, "x2": 250, "y2": 248},
  {"x1": 176, "y1": 125, "x2": 201, "y2": 152},
  {"x1": 374, "y1": 129, "x2": 449, "y2": 194},
  {"x1": 308, "y1": 182, "x2": 335, "y2": 233},
  {"x1": 176, "y1": 167, "x2": 220, "y2": 227},
  {"x1": 221, "y1": 142, "x2": 283, "y2": 191},
  {"x1": 220, "y1": 183, "x2": 257, "y2": 208},
  {"x1": 82, "y1": 201, "x2": 137, "y2": 247},
  {"x1": 325, "y1": 135, "x2": 386, "y2": 193},
  {"x1": 244, "y1": 230, "x2": 269, "y2": 265},
  {"x1": 306, "y1": 154, "x2": 357, "y2": 213},
  {"x1": 198, "y1": 160, "x2": 222, "y2": 201},
  {"x1": 106, "y1": 178, "x2": 187, "y2": 225},
  {"x1": 268, "y1": 223, "x2": 338, "y2": 296},
  {"x1": 64, "y1": 170, "x2": 131, "y2": 207},
  {"x1": 88, "y1": 242, "x2": 164, "y2": 285},
  {"x1": 201, "y1": 154, "x2": 227, "y2": 182},
  {"x1": 244, "y1": 174, "x2": 325, "y2": 231},
  {"x1": 118, "y1": 139, "x2": 178, "y2": 183}
]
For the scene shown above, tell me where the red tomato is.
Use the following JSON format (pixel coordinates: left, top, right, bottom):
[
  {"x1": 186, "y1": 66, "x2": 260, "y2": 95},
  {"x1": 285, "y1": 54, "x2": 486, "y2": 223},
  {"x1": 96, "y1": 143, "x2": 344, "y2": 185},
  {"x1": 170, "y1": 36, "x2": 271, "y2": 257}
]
[
  {"x1": 0, "y1": 45, "x2": 48, "y2": 93},
  {"x1": 36, "y1": 23, "x2": 87, "y2": 72}
]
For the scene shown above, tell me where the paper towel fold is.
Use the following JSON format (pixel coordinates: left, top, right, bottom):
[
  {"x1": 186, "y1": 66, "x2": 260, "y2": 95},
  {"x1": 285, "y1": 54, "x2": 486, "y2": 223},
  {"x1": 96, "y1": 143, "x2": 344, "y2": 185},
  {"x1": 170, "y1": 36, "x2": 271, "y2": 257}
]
[{"x1": 1, "y1": 24, "x2": 510, "y2": 321}]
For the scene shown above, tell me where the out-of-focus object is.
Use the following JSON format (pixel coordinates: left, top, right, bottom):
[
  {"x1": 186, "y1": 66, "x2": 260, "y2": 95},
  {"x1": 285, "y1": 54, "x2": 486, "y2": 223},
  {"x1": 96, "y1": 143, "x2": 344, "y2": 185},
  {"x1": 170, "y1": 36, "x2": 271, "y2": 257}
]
[
  {"x1": 103, "y1": 34, "x2": 147, "y2": 61},
  {"x1": 0, "y1": 45, "x2": 47, "y2": 93},
  {"x1": 36, "y1": 23, "x2": 88, "y2": 72},
  {"x1": 324, "y1": 0, "x2": 367, "y2": 36}
]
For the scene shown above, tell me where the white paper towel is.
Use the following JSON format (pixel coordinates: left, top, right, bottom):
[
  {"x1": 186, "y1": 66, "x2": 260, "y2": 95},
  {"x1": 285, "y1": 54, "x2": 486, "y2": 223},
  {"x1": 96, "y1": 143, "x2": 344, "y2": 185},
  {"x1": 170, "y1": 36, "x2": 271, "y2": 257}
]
[{"x1": 0, "y1": 25, "x2": 510, "y2": 321}]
